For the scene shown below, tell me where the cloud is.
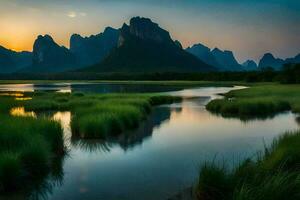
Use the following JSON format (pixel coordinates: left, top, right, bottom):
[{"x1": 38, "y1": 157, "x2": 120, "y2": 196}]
[
  {"x1": 67, "y1": 11, "x2": 87, "y2": 18},
  {"x1": 67, "y1": 11, "x2": 77, "y2": 18}
]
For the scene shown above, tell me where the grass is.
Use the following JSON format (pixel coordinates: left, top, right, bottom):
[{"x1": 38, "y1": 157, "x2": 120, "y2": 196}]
[
  {"x1": 0, "y1": 114, "x2": 64, "y2": 193},
  {"x1": 0, "y1": 90, "x2": 180, "y2": 194},
  {"x1": 195, "y1": 130, "x2": 300, "y2": 200},
  {"x1": 206, "y1": 84, "x2": 300, "y2": 119},
  {"x1": 18, "y1": 92, "x2": 181, "y2": 139}
]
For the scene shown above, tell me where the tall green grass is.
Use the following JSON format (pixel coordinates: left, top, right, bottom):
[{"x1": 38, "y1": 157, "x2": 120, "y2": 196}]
[
  {"x1": 20, "y1": 92, "x2": 180, "y2": 139},
  {"x1": 0, "y1": 91, "x2": 179, "y2": 193},
  {"x1": 0, "y1": 114, "x2": 64, "y2": 193},
  {"x1": 206, "y1": 84, "x2": 300, "y2": 119},
  {"x1": 195, "y1": 130, "x2": 300, "y2": 200}
]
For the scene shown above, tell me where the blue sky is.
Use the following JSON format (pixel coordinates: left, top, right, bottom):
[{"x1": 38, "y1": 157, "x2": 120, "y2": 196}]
[{"x1": 0, "y1": 0, "x2": 299, "y2": 62}]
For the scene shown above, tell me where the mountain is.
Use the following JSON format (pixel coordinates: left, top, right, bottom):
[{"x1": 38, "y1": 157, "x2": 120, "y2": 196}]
[
  {"x1": 285, "y1": 54, "x2": 300, "y2": 65},
  {"x1": 242, "y1": 60, "x2": 258, "y2": 71},
  {"x1": 23, "y1": 35, "x2": 77, "y2": 73},
  {"x1": 258, "y1": 53, "x2": 284, "y2": 70},
  {"x1": 0, "y1": 46, "x2": 32, "y2": 73},
  {"x1": 70, "y1": 27, "x2": 119, "y2": 66},
  {"x1": 211, "y1": 48, "x2": 242, "y2": 71},
  {"x1": 84, "y1": 17, "x2": 214, "y2": 73},
  {"x1": 258, "y1": 53, "x2": 300, "y2": 70},
  {"x1": 186, "y1": 44, "x2": 242, "y2": 71},
  {"x1": 186, "y1": 43, "x2": 219, "y2": 67}
]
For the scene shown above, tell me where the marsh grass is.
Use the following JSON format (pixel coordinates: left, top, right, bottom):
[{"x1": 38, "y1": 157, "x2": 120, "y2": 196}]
[
  {"x1": 196, "y1": 130, "x2": 300, "y2": 200},
  {"x1": 19, "y1": 92, "x2": 180, "y2": 139},
  {"x1": 206, "y1": 84, "x2": 300, "y2": 119},
  {"x1": 196, "y1": 162, "x2": 233, "y2": 200},
  {"x1": 0, "y1": 114, "x2": 64, "y2": 193},
  {"x1": 0, "y1": 91, "x2": 179, "y2": 193}
]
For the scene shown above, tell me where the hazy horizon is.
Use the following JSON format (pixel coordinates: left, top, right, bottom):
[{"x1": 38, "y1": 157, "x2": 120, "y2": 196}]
[{"x1": 1, "y1": 0, "x2": 299, "y2": 63}]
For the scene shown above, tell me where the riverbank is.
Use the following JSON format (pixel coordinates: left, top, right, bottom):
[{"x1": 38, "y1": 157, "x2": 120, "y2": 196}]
[
  {"x1": 0, "y1": 91, "x2": 180, "y2": 195},
  {"x1": 206, "y1": 84, "x2": 300, "y2": 120},
  {"x1": 171, "y1": 130, "x2": 300, "y2": 200},
  {"x1": 171, "y1": 83, "x2": 300, "y2": 200}
]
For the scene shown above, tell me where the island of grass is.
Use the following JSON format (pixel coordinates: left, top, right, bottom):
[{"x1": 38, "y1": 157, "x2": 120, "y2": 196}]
[
  {"x1": 206, "y1": 84, "x2": 300, "y2": 119},
  {"x1": 22, "y1": 92, "x2": 181, "y2": 138},
  {"x1": 0, "y1": 91, "x2": 180, "y2": 194}
]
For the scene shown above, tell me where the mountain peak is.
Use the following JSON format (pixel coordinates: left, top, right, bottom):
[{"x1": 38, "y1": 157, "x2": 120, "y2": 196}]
[
  {"x1": 212, "y1": 47, "x2": 222, "y2": 53},
  {"x1": 242, "y1": 60, "x2": 257, "y2": 71},
  {"x1": 104, "y1": 26, "x2": 116, "y2": 33},
  {"x1": 258, "y1": 53, "x2": 284, "y2": 70},
  {"x1": 262, "y1": 53, "x2": 275, "y2": 59},
  {"x1": 70, "y1": 27, "x2": 119, "y2": 66},
  {"x1": 37, "y1": 34, "x2": 54, "y2": 42},
  {"x1": 188, "y1": 43, "x2": 210, "y2": 52},
  {"x1": 84, "y1": 16, "x2": 213, "y2": 73},
  {"x1": 211, "y1": 47, "x2": 241, "y2": 71},
  {"x1": 30, "y1": 34, "x2": 77, "y2": 72},
  {"x1": 121, "y1": 16, "x2": 172, "y2": 44}
]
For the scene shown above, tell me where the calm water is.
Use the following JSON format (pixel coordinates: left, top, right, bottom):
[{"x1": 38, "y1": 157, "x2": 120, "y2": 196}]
[
  {"x1": 0, "y1": 83, "x2": 188, "y2": 93},
  {"x1": 2, "y1": 84, "x2": 300, "y2": 200}
]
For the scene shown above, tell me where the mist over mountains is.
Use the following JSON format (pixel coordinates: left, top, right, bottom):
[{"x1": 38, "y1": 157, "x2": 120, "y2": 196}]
[{"x1": 0, "y1": 16, "x2": 299, "y2": 74}]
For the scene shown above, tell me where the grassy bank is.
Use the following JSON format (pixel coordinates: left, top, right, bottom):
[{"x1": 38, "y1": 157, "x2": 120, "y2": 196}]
[
  {"x1": 192, "y1": 83, "x2": 300, "y2": 199},
  {"x1": 0, "y1": 91, "x2": 179, "y2": 194},
  {"x1": 19, "y1": 92, "x2": 180, "y2": 139},
  {"x1": 195, "y1": 130, "x2": 300, "y2": 200},
  {"x1": 206, "y1": 84, "x2": 300, "y2": 119},
  {"x1": 0, "y1": 113, "x2": 64, "y2": 193}
]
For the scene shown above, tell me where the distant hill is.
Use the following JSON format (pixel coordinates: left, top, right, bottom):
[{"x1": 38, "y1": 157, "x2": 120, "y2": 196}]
[
  {"x1": 1, "y1": 15, "x2": 299, "y2": 74},
  {"x1": 186, "y1": 44, "x2": 219, "y2": 67},
  {"x1": 211, "y1": 48, "x2": 242, "y2": 71},
  {"x1": 70, "y1": 27, "x2": 119, "y2": 66},
  {"x1": 0, "y1": 46, "x2": 32, "y2": 73},
  {"x1": 22, "y1": 35, "x2": 78, "y2": 73},
  {"x1": 186, "y1": 43, "x2": 243, "y2": 71},
  {"x1": 242, "y1": 60, "x2": 258, "y2": 71},
  {"x1": 83, "y1": 17, "x2": 214, "y2": 73},
  {"x1": 258, "y1": 53, "x2": 300, "y2": 70}
]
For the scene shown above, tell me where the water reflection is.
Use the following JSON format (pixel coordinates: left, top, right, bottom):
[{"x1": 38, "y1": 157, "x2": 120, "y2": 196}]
[
  {"x1": 0, "y1": 92, "x2": 24, "y2": 97},
  {"x1": 43, "y1": 95, "x2": 298, "y2": 200},
  {"x1": 3, "y1": 85, "x2": 300, "y2": 200},
  {"x1": 296, "y1": 115, "x2": 300, "y2": 126},
  {"x1": 52, "y1": 112, "x2": 72, "y2": 148},
  {"x1": 71, "y1": 106, "x2": 172, "y2": 153},
  {"x1": 0, "y1": 83, "x2": 186, "y2": 94}
]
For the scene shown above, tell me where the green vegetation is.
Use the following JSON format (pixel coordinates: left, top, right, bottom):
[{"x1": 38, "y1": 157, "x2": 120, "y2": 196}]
[
  {"x1": 18, "y1": 92, "x2": 180, "y2": 138},
  {"x1": 195, "y1": 131, "x2": 300, "y2": 200},
  {"x1": 206, "y1": 84, "x2": 300, "y2": 119},
  {"x1": 0, "y1": 113, "x2": 64, "y2": 193},
  {"x1": 0, "y1": 91, "x2": 179, "y2": 194}
]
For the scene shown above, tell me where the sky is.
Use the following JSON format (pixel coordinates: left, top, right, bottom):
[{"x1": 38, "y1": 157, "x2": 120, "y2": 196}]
[{"x1": 0, "y1": 0, "x2": 299, "y2": 63}]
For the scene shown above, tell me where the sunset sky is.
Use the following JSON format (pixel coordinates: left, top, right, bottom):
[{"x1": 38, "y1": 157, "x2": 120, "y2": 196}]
[{"x1": 0, "y1": 0, "x2": 299, "y2": 62}]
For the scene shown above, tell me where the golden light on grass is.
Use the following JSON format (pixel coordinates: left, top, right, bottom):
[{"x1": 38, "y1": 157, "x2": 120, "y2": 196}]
[
  {"x1": 15, "y1": 97, "x2": 33, "y2": 101},
  {"x1": 0, "y1": 93, "x2": 24, "y2": 97},
  {"x1": 10, "y1": 107, "x2": 36, "y2": 118}
]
